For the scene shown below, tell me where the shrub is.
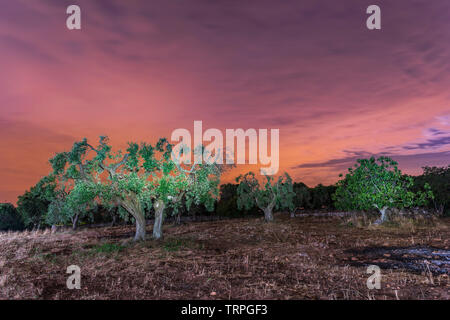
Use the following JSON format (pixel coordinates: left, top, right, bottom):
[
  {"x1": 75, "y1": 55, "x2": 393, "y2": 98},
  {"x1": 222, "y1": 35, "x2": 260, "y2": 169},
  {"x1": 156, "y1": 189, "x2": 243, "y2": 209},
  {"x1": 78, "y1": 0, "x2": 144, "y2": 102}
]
[
  {"x1": 236, "y1": 172, "x2": 295, "y2": 222},
  {"x1": 92, "y1": 242, "x2": 124, "y2": 254},
  {"x1": 414, "y1": 166, "x2": 450, "y2": 216},
  {"x1": 309, "y1": 184, "x2": 336, "y2": 210},
  {"x1": 17, "y1": 175, "x2": 56, "y2": 229},
  {"x1": 291, "y1": 182, "x2": 311, "y2": 214},
  {"x1": 216, "y1": 183, "x2": 258, "y2": 218},
  {"x1": 333, "y1": 157, "x2": 433, "y2": 223},
  {"x1": 0, "y1": 203, "x2": 25, "y2": 231}
]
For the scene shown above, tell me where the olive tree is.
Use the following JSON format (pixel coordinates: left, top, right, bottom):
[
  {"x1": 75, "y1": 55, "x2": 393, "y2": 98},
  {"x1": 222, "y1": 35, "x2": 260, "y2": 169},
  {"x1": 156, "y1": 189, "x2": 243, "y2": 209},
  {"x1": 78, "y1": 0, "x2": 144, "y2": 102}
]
[
  {"x1": 236, "y1": 172, "x2": 295, "y2": 222},
  {"x1": 291, "y1": 182, "x2": 311, "y2": 217},
  {"x1": 46, "y1": 180, "x2": 97, "y2": 230},
  {"x1": 17, "y1": 175, "x2": 57, "y2": 230},
  {"x1": 158, "y1": 144, "x2": 225, "y2": 236},
  {"x1": 414, "y1": 165, "x2": 450, "y2": 215},
  {"x1": 48, "y1": 140, "x2": 101, "y2": 230},
  {"x1": 333, "y1": 156, "x2": 433, "y2": 223},
  {"x1": 49, "y1": 137, "x2": 150, "y2": 240},
  {"x1": 49, "y1": 136, "x2": 223, "y2": 241},
  {"x1": 310, "y1": 184, "x2": 336, "y2": 210}
]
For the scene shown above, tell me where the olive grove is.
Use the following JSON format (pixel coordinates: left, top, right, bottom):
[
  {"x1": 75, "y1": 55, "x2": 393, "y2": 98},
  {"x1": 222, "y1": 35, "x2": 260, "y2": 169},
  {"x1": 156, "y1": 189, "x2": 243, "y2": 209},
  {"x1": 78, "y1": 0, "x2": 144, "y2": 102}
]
[
  {"x1": 236, "y1": 172, "x2": 295, "y2": 221},
  {"x1": 48, "y1": 136, "x2": 224, "y2": 241}
]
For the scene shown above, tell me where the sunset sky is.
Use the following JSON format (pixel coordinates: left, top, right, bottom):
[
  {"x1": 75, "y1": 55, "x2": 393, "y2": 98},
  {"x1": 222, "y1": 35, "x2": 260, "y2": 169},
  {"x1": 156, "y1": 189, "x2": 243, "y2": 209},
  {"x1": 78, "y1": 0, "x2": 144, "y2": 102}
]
[{"x1": 1, "y1": 0, "x2": 449, "y2": 204}]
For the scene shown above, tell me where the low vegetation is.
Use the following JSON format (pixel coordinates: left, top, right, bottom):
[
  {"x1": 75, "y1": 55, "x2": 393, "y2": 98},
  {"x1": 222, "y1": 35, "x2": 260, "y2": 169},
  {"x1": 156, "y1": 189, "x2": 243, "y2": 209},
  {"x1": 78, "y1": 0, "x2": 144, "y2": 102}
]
[{"x1": 0, "y1": 214, "x2": 448, "y2": 299}]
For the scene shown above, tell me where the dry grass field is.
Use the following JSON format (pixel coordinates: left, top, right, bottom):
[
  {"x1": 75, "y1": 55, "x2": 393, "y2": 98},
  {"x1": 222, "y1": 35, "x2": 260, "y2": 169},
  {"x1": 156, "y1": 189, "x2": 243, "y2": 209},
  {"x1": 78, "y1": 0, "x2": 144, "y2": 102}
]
[{"x1": 0, "y1": 214, "x2": 448, "y2": 300}]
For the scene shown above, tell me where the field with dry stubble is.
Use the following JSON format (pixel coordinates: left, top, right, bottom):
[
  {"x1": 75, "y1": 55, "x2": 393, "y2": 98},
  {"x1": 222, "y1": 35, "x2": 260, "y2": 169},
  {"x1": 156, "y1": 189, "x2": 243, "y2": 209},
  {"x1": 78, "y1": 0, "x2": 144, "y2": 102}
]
[{"x1": 0, "y1": 214, "x2": 448, "y2": 300}]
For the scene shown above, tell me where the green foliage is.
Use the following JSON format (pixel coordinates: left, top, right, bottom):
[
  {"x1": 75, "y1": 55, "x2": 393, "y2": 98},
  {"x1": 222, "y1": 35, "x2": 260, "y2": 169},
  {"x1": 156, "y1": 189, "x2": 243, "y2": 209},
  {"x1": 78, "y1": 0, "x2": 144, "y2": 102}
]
[
  {"x1": 92, "y1": 242, "x2": 124, "y2": 254},
  {"x1": 162, "y1": 238, "x2": 184, "y2": 252},
  {"x1": 0, "y1": 203, "x2": 24, "y2": 231},
  {"x1": 46, "y1": 180, "x2": 97, "y2": 226},
  {"x1": 184, "y1": 164, "x2": 221, "y2": 213},
  {"x1": 167, "y1": 144, "x2": 225, "y2": 218},
  {"x1": 46, "y1": 136, "x2": 224, "y2": 239},
  {"x1": 292, "y1": 182, "x2": 311, "y2": 211},
  {"x1": 414, "y1": 165, "x2": 450, "y2": 215},
  {"x1": 292, "y1": 182, "x2": 336, "y2": 212},
  {"x1": 47, "y1": 143, "x2": 100, "y2": 228},
  {"x1": 216, "y1": 183, "x2": 258, "y2": 217},
  {"x1": 236, "y1": 172, "x2": 295, "y2": 216},
  {"x1": 333, "y1": 157, "x2": 433, "y2": 219},
  {"x1": 310, "y1": 184, "x2": 336, "y2": 210},
  {"x1": 218, "y1": 181, "x2": 338, "y2": 216},
  {"x1": 47, "y1": 137, "x2": 158, "y2": 228},
  {"x1": 17, "y1": 175, "x2": 56, "y2": 229}
]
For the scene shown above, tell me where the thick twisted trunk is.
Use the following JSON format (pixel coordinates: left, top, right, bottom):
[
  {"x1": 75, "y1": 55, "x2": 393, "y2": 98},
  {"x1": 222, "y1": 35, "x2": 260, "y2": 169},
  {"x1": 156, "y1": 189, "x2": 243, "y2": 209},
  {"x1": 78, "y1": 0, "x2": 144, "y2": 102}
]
[
  {"x1": 374, "y1": 205, "x2": 388, "y2": 225},
  {"x1": 174, "y1": 212, "x2": 181, "y2": 225},
  {"x1": 257, "y1": 195, "x2": 275, "y2": 222},
  {"x1": 121, "y1": 198, "x2": 146, "y2": 241},
  {"x1": 264, "y1": 207, "x2": 274, "y2": 222},
  {"x1": 72, "y1": 213, "x2": 79, "y2": 230},
  {"x1": 110, "y1": 213, "x2": 117, "y2": 227},
  {"x1": 153, "y1": 200, "x2": 165, "y2": 240},
  {"x1": 134, "y1": 213, "x2": 146, "y2": 241},
  {"x1": 379, "y1": 207, "x2": 388, "y2": 222}
]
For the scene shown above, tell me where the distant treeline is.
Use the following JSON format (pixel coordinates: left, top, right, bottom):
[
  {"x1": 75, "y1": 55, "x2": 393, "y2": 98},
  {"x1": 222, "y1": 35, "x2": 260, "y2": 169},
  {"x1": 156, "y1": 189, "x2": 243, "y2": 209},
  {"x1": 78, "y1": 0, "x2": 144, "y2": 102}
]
[
  {"x1": 1, "y1": 165, "x2": 449, "y2": 232},
  {"x1": 216, "y1": 182, "x2": 337, "y2": 218}
]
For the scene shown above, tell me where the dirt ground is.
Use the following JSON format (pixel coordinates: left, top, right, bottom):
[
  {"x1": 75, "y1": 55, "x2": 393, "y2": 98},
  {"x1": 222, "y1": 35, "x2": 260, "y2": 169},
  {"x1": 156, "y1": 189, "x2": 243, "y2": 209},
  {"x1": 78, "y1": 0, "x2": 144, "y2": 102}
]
[{"x1": 0, "y1": 214, "x2": 448, "y2": 300}]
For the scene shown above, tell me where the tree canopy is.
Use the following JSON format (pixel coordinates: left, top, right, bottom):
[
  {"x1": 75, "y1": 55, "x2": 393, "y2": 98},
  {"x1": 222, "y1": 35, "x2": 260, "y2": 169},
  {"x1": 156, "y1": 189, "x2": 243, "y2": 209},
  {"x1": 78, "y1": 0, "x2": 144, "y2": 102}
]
[
  {"x1": 236, "y1": 172, "x2": 295, "y2": 221},
  {"x1": 48, "y1": 136, "x2": 224, "y2": 240},
  {"x1": 0, "y1": 203, "x2": 24, "y2": 231},
  {"x1": 333, "y1": 156, "x2": 433, "y2": 223},
  {"x1": 17, "y1": 175, "x2": 56, "y2": 229}
]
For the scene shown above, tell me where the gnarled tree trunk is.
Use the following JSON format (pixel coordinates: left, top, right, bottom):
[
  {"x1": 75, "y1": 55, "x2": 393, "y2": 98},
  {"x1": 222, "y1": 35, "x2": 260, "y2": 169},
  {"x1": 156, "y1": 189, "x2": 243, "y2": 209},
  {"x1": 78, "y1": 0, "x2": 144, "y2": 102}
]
[
  {"x1": 374, "y1": 205, "x2": 388, "y2": 224},
  {"x1": 134, "y1": 212, "x2": 147, "y2": 241},
  {"x1": 121, "y1": 198, "x2": 146, "y2": 241},
  {"x1": 110, "y1": 213, "x2": 117, "y2": 227},
  {"x1": 153, "y1": 200, "x2": 165, "y2": 240},
  {"x1": 379, "y1": 207, "x2": 388, "y2": 222},
  {"x1": 264, "y1": 207, "x2": 274, "y2": 222},
  {"x1": 72, "y1": 212, "x2": 79, "y2": 230},
  {"x1": 174, "y1": 212, "x2": 181, "y2": 225},
  {"x1": 257, "y1": 195, "x2": 276, "y2": 222}
]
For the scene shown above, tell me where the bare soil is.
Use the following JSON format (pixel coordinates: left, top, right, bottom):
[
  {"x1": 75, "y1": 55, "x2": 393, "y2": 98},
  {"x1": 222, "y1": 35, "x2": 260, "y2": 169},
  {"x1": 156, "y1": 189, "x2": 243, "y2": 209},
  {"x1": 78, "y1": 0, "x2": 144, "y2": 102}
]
[{"x1": 0, "y1": 214, "x2": 448, "y2": 300}]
